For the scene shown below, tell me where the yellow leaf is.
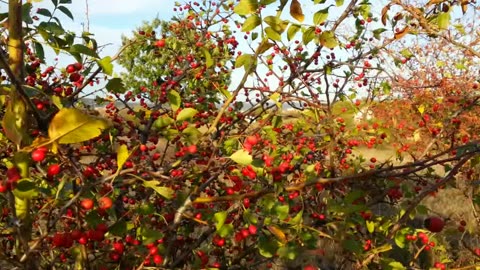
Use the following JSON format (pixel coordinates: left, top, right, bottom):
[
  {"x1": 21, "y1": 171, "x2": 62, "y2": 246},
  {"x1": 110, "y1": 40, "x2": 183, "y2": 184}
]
[
  {"x1": 116, "y1": 144, "x2": 130, "y2": 174},
  {"x1": 267, "y1": 225, "x2": 287, "y2": 243},
  {"x1": 394, "y1": 26, "x2": 409, "y2": 40},
  {"x1": 2, "y1": 98, "x2": 28, "y2": 146},
  {"x1": 290, "y1": 0, "x2": 304, "y2": 23},
  {"x1": 381, "y1": 4, "x2": 391, "y2": 26},
  {"x1": 48, "y1": 108, "x2": 111, "y2": 144}
]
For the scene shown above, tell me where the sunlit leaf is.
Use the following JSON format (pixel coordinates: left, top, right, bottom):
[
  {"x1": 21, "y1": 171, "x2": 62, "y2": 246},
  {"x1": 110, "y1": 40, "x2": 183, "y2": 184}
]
[
  {"x1": 143, "y1": 180, "x2": 174, "y2": 199},
  {"x1": 2, "y1": 98, "x2": 28, "y2": 146},
  {"x1": 214, "y1": 211, "x2": 228, "y2": 231},
  {"x1": 265, "y1": 27, "x2": 282, "y2": 41},
  {"x1": 366, "y1": 220, "x2": 375, "y2": 233},
  {"x1": 437, "y1": 12, "x2": 450, "y2": 30},
  {"x1": 203, "y1": 48, "x2": 213, "y2": 68},
  {"x1": 230, "y1": 149, "x2": 253, "y2": 165},
  {"x1": 168, "y1": 90, "x2": 181, "y2": 112},
  {"x1": 234, "y1": 0, "x2": 258, "y2": 16},
  {"x1": 319, "y1": 31, "x2": 338, "y2": 48},
  {"x1": 287, "y1": 24, "x2": 301, "y2": 41},
  {"x1": 116, "y1": 144, "x2": 129, "y2": 173},
  {"x1": 313, "y1": 8, "x2": 329, "y2": 25},
  {"x1": 97, "y1": 56, "x2": 113, "y2": 76},
  {"x1": 242, "y1": 15, "x2": 261, "y2": 32},
  {"x1": 48, "y1": 108, "x2": 110, "y2": 144},
  {"x1": 176, "y1": 108, "x2": 198, "y2": 122},
  {"x1": 302, "y1": 26, "x2": 316, "y2": 45}
]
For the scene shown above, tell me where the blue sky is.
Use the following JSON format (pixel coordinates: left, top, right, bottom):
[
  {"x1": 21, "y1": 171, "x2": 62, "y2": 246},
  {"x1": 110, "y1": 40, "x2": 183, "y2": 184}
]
[{"x1": 52, "y1": 0, "x2": 176, "y2": 54}]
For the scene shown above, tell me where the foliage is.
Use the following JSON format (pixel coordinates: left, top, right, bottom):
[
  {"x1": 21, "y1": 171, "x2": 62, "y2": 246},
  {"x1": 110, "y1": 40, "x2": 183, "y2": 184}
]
[{"x1": 0, "y1": 0, "x2": 480, "y2": 269}]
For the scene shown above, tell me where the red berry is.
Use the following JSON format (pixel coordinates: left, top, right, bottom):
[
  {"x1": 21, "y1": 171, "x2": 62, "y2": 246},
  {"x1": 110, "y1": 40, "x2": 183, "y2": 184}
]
[
  {"x1": 153, "y1": 254, "x2": 163, "y2": 265},
  {"x1": 370, "y1": 157, "x2": 376, "y2": 163},
  {"x1": 113, "y1": 241, "x2": 125, "y2": 254},
  {"x1": 47, "y1": 164, "x2": 61, "y2": 176},
  {"x1": 66, "y1": 64, "x2": 76, "y2": 73},
  {"x1": 424, "y1": 216, "x2": 445, "y2": 233},
  {"x1": 31, "y1": 148, "x2": 47, "y2": 162},
  {"x1": 0, "y1": 182, "x2": 8, "y2": 193},
  {"x1": 155, "y1": 39, "x2": 166, "y2": 48},
  {"x1": 73, "y1": 62, "x2": 83, "y2": 70},
  {"x1": 98, "y1": 197, "x2": 113, "y2": 210},
  {"x1": 149, "y1": 246, "x2": 159, "y2": 255},
  {"x1": 140, "y1": 144, "x2": 148, "y2": 152},
  {"x1": 187, "y1": 145, "x2": 197, "y2": 154},
  {"x1": 80, "y1": 198, "x2": 94, "y2": 210},
  {"x1": 246, "y1": 135, "x2": 258, "y2": 145}
]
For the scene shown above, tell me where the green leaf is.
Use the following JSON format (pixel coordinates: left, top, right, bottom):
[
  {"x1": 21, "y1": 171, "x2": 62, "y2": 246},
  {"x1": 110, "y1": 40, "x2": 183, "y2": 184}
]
[
  {"x1": 116, "y1": 144, "x2": 129, "y2": 172},
  {"x1": 302, "y1": 26, "x2": 316, "y2": 45},
  {"x1": 70, "y1": 44, "x2": 99, "y2": 58},
  {"x1": 58, "y1": 6, "x2": 74, "y2": 20},
  {"x1": 243, "y1": 209, "x2": 258, "y2": 224},
  {"x1": 437, "y1": 12, "x2": 450, "y2": 30},
  {"x1": 234, "y1": 0, "x2": 258, "y2": 16},
  {"x1": 143, "y1": 180, "x2": 174, "y2": 199},
  {"x1": 105, "y1": 78, "x2": 126, "y2": 94},
  {"x1": 109, "y1": 220, "x2": 128, "y2": 237},
  {"x1": 34, "y1": 42, "x2": 45, "y2": 62},
  {"x1": 214, "y1": 211, "x2": 228, "y2": 231},
  {"x1": 319, "y1": 31, "x2": 338, "y2": 48},
  {"x1": 287, "y1": 24, "x2": 301, "y2": 41},
  {"x1": 217, "y1": 223, "x2": 234, "y2": 237},
  {"x1": 51, "y1": 0, "x2": 58, "y2": 7},
  {"x1": 203, "y1": 49, "x2": 213, "y2": 68},
  {"x1": 235, "y1": 54, "x2": 255, "y2": 71},
  {"x1": 51, "y1": 95, "x2": 63, "y2": 109},
  {"x1": 138, "y1": 226, "x2": 163, "y2": 245},
  {"x1": 313, "y1": 8, "x2": 329, "y2": 25},
  {"x1": 60, "y1": 0, "x2": 72, "y2": 3},
  {"x1": 258, "y1": 235, "x2": 279, "y2": 258},
  {"x1": 154, "y1": 115, "x2": 174, "y2": 129},
  {"x1": 176, "y1": 108, "x2": 198, "y2": 122},
  {"x1": 277, "y1": 245, "x2": 298, "y2": 260},
  {"x1": 342, "y1": 239, "x2": 363, "y2": 254},
  {"x1": 168, "y1": 90, "x2": 181, "y2": 112},
  {"x1": 264, "y1": 16, "x2": 288, "y2": 33},
  {"x1": 373, "y1": 28, "x2": 387, "y2": 40},
  {"x1": 385, "y1": 261, "x2": 406, "y2": 270},
  {"x1": 48, "y1": 108, "x2": 110, "y2": 144},
  {"x1": 242, "y1": 15, "x2": 261, "y2": 32},
  {"x1": 230, "y1": 149, "x2": 253, "y2": 165},
  {"x1": 13, "y1": 180, "x2": 38, "y2": 199},
  {"x1": 336, "y1": 0, "x2": 344, "y2": 6},
  {"x1": 288, "y1": 210, "x2": 303, "y2": 225},
  {"x1": 265, "y1": 27, "x2": 282, "y2": 41},
  {"x1": 274, "y1": 204, "x2": 289, "y2": 220},
  {"x1": 394, "y1": 231, "x2": 406, "y2": 248},
  {"x1": 97, "y1": 56, "x2": 113, "y2": 76},
  {"x1": 37, "y1": 8, "x2": 52, "y2": 17}
]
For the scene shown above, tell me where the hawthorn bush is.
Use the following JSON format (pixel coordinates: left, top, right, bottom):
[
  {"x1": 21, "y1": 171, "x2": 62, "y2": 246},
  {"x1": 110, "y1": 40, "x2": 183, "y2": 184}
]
[{"x1": 1, "y1": 0, "x2": 480, "y2": 269}]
